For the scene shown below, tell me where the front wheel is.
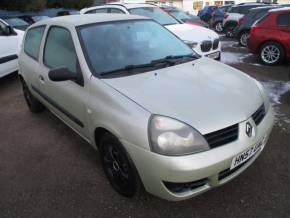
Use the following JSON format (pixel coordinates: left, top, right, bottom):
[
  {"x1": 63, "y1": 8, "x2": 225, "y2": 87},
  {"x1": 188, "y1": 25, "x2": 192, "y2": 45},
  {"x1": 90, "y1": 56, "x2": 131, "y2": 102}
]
[
  {"x1": 259, "y1": 42, "x2": 285, "y2": 66},
  {"x1": 99, "y1": 133, "x2": 141, "y2": 197}
]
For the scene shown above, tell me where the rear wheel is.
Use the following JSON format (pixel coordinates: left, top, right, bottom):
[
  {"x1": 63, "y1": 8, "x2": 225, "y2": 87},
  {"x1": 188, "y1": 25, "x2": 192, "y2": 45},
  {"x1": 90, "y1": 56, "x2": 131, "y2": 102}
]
[
  {"x1": 238, "y1": 31, "x2": 249, "y2": 47},
  {"x1": 225, "y1": 24, "x2": 235, "y2": 38},
  {"x1": 214, "y1": 21, "x2": 223, "y2": 33},
  {"x1": 21, "y1": 80, "x2": 45, "y2": 113},
  {"x1": 259, "y1": 42, "x2": 285, "y2": 66},
  {"x1": 99, "y1": 133, "x2": 141, "y2": 197}
]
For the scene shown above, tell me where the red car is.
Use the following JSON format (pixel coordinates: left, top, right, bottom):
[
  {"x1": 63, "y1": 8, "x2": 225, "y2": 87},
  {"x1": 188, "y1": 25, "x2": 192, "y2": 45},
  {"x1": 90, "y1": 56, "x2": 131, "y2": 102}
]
[
  {"x1": 160, "y1": 6, "x2": 209, "y2": 28},
  {"x1": 247, "y1": 8, "x2": 290, "y2": 65}
]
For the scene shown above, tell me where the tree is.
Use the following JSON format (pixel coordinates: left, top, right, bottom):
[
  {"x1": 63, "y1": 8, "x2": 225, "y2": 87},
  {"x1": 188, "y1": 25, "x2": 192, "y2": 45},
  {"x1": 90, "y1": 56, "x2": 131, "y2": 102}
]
[
  {"x1": 47, "y1": 0, "x2": 96, "y2": 9},
  {"x1": 1, "y1": 0, "x2": 47, "y2": 11}
]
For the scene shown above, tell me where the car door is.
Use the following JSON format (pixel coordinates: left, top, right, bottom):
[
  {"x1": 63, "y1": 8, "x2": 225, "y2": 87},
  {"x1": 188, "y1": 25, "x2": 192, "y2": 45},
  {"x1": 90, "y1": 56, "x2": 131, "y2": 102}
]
[
  {"x1": 20, "y1": 25, "x2": 46, "y2": 90},
  {"x1": 277, "y1": 13, "x2": 290, "y2": 56},
  {"x1": 0, "y1": 20, "x2": 20, "y2": 77},
  {"x1": 37, "y1": 25, "x2": 89, "y2": 139}
]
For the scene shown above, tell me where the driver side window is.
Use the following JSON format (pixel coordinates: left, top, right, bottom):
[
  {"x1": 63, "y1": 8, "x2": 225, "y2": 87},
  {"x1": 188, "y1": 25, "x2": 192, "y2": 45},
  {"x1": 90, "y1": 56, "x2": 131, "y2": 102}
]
[{"x1": 44, "y1": 26, "x2": 78, "y2": 74}]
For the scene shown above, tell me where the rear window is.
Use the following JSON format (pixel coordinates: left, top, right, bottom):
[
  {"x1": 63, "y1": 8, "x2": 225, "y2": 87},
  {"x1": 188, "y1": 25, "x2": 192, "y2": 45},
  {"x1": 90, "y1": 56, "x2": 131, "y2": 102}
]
[
  {"x1": 24, "y1": 26, "x2": 45, "y2": 59},
  {"x1": 256, "y1": 13, "x2": 269, "y2": 24},
  {"x1": 228, "y1": 6, "x2": 239, "y2": 13},
  {"x1": 277, "y1": 13, "x2": 290, "y2": 26},
  {"x1": 239, "y1": 6, "x2": 255, "y2": 15}
]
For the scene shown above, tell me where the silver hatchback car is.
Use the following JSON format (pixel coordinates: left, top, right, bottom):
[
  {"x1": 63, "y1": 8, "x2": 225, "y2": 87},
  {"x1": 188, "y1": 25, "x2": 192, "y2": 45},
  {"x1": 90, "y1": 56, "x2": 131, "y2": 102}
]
[{"x1": 19, "y1": 14, "x2": 274, "y2": 201}]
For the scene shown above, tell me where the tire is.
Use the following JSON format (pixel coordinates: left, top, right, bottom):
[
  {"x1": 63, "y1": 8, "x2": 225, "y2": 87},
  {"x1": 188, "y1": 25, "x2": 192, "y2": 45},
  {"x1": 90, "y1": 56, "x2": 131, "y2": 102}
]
[
  {"x1": 21, "y1": 80, "x2": 45, "y2": 113},
  {"x1": 99, "y1": 133, "x2": 141, "y2": 197},
  {"x1": 238, "y1": 31, "x2": 249, "y2": 47},
  {"x1": 214, "y1": 21, "x2": 223, "y2": 33},
  {"x1": 259, "y1": 41, "x2": 285, "y2": 66},
  {"x1": 225, "y1": 24, "x2": 235, "y2": 38}
]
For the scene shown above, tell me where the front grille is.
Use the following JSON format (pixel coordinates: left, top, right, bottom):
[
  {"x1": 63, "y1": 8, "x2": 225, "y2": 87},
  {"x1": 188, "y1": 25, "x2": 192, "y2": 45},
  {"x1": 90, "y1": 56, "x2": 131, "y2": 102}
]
[
  {"x1": 252, "y1": 104, "x2": 266, "y2": 126},
  {"x1": 213, "y1": 38, "x2": 220, "y2": 50},
  {"x1": 200, "y1": 40, "x2": 212, "y2": 52},
  {"x1": 204, "y1": 124, "x2": 239, "y2": 149},
  {"x1": 163, "y1": 178, "x2": 208, "y2": 193},
  {"x1": 218, "y1": 154, "x2": 254, "y2": 181}
]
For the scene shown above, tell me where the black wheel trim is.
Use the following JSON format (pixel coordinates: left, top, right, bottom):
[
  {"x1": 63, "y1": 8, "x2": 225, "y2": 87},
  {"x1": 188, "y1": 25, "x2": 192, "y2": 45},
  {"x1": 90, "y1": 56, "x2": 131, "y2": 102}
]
[{"x1": 101, "y1": 142, "x2": 135, "y2": 196}]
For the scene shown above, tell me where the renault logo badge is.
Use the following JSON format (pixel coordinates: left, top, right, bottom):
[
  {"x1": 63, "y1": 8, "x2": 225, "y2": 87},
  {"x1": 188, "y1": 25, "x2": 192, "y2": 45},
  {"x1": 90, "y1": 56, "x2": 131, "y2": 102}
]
[{"x1": 246, "y1": 122, "x2": 253, "y2": 137}]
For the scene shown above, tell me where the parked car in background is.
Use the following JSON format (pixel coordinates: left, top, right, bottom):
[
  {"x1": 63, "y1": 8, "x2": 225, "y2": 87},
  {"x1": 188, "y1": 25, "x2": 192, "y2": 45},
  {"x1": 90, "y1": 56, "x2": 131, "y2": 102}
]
[
  {"x1": 19, "y1": 15, "x2": 50, "y2": 24},
  {"x1": 0, "y1": 19, "x2": 24, "y2": 78},
  {"x1": 19, "y1": 14, "x2": 274, "y2": 201},
  {"x1": 161, "y1": 6, "x2": 209, "y2": 28},
  {"x1": 198, "y1": 5, "x2": 218, "y2": 22},
  {"x1": 248, "y1": 8, "x2": 290, "y2": 65},
  {"x1": 234, "y1": 5, "x2": 281, "y2": 46},
  {"x1": 223, "y1": 3, "x2": 266, "y2": 37},
  {"x1": 209, "y1": 5, "x2": 232, "y2": 33},
  {"x1": 1, "y1": 17, "x2": 29, "y2": 30},
  {"x1": 81, "y1": 3, "x2": 221, "y2": 60}
]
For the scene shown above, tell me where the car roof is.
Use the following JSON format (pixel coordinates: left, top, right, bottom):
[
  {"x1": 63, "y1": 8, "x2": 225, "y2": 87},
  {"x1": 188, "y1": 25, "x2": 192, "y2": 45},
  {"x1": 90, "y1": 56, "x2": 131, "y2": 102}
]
[
  {"x1": 232, "y1": 3, "x2": 265, "y2": 8},
  {"x1": 80, "y1": 3, "x2": 156, "y2": 14},
  {"x1": 29, "y1": 14, "x2": 149, "y2": 29},
  {"x1": 269, "y1": 6, "x2": 290, "y2": 13},
  {"x1": 249, "y1": 5, "x2": 281, "y2": 12}
]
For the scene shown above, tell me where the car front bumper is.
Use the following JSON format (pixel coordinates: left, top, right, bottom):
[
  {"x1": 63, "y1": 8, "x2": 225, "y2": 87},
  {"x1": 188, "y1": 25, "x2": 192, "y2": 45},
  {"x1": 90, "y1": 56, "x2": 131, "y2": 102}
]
[{"x1": 122, "y1": 106, "x2": 274, "y2": 201}]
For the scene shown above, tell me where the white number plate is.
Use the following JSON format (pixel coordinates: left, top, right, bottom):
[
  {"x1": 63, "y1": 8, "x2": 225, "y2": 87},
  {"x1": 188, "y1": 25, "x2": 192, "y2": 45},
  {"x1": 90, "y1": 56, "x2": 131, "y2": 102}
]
[
  {"x1": 206, "y1": 51, "x2": 220, "y2": 59},
  {"x1": 230, "y1": 142, "x2": 263, "y2": 170}
]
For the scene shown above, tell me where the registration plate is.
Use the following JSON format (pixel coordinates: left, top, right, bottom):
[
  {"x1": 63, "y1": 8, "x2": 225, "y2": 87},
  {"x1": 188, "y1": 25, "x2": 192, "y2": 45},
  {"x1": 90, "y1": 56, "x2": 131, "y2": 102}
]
[
  {"x1": 230, "y1": 141, "x2": 263, "y2": 170},
  {"x1": 206, "y1": 51, "x2": 220, "y2": 59}
]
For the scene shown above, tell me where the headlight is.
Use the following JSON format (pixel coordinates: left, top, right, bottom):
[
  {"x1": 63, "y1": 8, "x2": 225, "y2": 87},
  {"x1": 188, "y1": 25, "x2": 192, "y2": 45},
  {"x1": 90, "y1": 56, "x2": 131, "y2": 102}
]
[
  {"x1": 148, "y1": 115, "x2": 210, "y2": 156},
  {"x1": 254, "y1": 79, "x2": 270, "y2": 112},
  {"x1": 184, "y1": 40, "x2": 198, "y2": 49}
]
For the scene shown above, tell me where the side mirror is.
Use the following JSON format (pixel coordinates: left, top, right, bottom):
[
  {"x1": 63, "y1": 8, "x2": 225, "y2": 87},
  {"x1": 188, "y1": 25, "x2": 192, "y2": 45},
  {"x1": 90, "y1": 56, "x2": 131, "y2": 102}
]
[
  {"x1": 3, "y1": 26, "x2": 12, "y2": 35},
  {"x1": 48, "y1": 67, "x2": 77, "y2": 82}
]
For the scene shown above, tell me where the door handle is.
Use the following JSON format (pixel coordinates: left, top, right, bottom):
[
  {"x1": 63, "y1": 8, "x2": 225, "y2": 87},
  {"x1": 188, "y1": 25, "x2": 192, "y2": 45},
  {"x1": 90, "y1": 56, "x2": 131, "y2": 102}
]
[{"x1": 39, "y1": 75, "x2": 45, "y2": 83}]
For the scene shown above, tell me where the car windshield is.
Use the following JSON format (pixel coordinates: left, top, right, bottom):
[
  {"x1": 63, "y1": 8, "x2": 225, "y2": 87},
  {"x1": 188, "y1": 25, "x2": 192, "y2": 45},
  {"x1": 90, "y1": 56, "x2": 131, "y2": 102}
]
[
  {"x1": 4, "y1": 18, "x2": 28, "y2": 27},
  {"x1": 128, "y1": 7, "x2": 179, "y2": 26},
  {"x1": 78, "y1": 20, "x2": 195, "y2": 76},
  {"x1": 170, "y1": 10, "x2": 191, "y2": 20}
]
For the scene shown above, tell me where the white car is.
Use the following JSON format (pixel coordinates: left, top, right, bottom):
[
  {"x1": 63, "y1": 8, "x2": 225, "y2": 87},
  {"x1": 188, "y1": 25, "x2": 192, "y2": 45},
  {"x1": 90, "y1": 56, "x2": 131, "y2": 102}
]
[
  {"x1": 80, "y1": 3, "x2": 221, "y2": 60},
  {"x1": 19, "y1": 14, "x2": 274, "y2": 201},
  {"x1": 0, "y1": 19, "x2": 24, "y2": 78}
]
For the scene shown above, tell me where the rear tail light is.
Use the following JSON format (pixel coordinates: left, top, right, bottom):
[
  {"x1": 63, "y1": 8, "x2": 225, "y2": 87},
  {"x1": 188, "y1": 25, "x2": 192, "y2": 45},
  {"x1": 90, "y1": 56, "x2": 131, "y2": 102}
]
[
  {"x1": 250, "y1": 25, "x2": 258, "y2": 35},
  {"x1": 238, "y1": 16, "x2": 244, "y2": 25},
  {"x1": 224, "y1": 13, "x2": 229, "y2": 19}
]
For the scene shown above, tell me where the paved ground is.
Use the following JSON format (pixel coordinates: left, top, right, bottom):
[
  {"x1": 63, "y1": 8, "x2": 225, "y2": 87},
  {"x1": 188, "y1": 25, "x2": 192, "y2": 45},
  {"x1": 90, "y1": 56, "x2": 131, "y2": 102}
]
[{"x1": 1, "y1": 37, "x2": 290, "y2": 218}]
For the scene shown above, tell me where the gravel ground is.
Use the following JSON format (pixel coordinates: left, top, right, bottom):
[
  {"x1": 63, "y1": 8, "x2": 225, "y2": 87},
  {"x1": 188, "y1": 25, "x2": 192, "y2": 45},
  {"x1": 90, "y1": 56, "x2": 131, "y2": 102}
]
[{"x1": 0, "y1": 37, "x2": 290, "y2": 218}]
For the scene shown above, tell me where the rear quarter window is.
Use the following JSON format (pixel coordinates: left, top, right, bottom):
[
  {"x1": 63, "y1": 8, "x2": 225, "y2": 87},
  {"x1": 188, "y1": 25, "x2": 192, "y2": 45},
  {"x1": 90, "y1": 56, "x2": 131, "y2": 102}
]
[
  {"x1": 24, "y1": 26, "x2": 45, "y2": 60},
  {"x1": 277, "y1": 13, "x2": 290, "y2": 26}
]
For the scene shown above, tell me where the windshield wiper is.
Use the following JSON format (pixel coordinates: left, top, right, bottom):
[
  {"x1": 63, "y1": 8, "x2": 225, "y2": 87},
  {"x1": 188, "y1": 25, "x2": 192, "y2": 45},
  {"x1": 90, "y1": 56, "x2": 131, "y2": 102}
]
[
  {"x1": 165, "y1": 54, "x2": 198, "y2": 60},
  {"x1": 151, "y1": 54, "x2": 197, "y2": 65},
  {"x1": 99, "y1": 61, "x2": 170, "y2": 77},
  {"x1": 99, "y1": 54, "x2": 197, "y2": 77}
]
